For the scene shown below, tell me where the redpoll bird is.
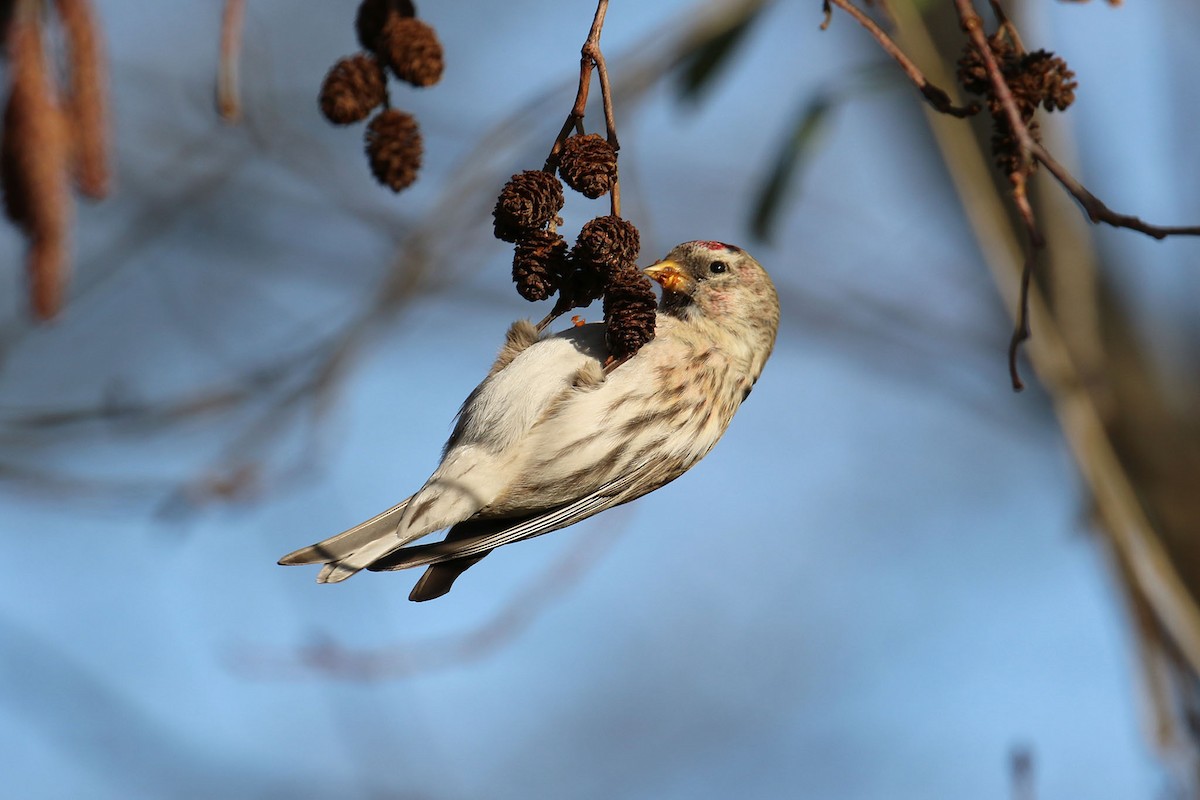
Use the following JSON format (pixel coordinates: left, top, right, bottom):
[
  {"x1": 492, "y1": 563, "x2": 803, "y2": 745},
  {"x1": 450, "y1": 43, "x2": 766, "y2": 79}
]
[{"x1": 279, "y1": 241, "x2": 780, "y2": 601}]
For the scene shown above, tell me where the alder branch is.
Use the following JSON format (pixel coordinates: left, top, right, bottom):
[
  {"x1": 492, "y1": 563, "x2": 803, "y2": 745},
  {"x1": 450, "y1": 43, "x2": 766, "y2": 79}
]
[
  {"x1": 824, "y1": 0, "x2": 978, "y2": 118},
  {"x1": 1032, "y1": 144, "x2": 1200, "y2": 239},
  {"x1": 544, "y1": 0, "x2": 623, "y2": 217},
  {"x1": 952, "y1": 0, "x2": 1042, "y2": 389},
  {"x1": 826, "y1": 0, "x2": 1200, "y2": 390}
]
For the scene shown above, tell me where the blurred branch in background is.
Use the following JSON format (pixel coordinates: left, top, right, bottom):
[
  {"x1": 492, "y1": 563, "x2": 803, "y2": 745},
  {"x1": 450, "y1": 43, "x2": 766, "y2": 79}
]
[
  {"x1": 234, "y1": 509, "x2": 630, "y2": 680},
  {"x1": 882, "y1": 0, "x2": 1200, "y2": 791},
  {"x1": 0, "y1": 611, "x2": 324, "y2": 797},
  {"x1": 0, "y1": 0, "x2": 800, "y2": 512},
  {"x1": 824, "y1": 0, "x2": 1200, "y2": 389}
]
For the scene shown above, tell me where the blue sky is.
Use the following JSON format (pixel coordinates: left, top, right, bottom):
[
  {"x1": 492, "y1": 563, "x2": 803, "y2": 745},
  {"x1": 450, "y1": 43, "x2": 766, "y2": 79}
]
[{"x1": 2, "y1": 1, "x2": 1198, "y2": 797}]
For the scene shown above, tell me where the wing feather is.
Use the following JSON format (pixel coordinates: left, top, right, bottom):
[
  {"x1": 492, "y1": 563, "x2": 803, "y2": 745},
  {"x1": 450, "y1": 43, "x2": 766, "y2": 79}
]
[{"x1": 368, "y1": 463, "x2": 654, "y2": 573}]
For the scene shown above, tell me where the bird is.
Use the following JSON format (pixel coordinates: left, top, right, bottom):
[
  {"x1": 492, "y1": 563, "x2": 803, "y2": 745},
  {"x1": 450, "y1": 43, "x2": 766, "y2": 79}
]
[{"x1": 278, "y1": 240, "x2": 780, "y2": 601}]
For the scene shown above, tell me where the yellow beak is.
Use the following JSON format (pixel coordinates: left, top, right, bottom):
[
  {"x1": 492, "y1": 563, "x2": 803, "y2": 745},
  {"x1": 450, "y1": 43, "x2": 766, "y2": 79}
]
[{"x1": 644, "y1": 259, "x2": 692, "y2": 294}]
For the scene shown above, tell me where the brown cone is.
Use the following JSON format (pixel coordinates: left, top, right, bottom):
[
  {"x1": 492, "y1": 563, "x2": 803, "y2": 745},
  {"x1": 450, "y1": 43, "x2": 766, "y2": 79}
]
[
  {"x1": 492, "y1": 170, "x2": 564, "y2": 242},
  {"x1": 557, "y1": 133, "x2": 617, "y2": 199},
  {"x1": 603, "y1": 263, "x2": 657, "y2": 360},
  {"x1": 554, "y1": 254, "x2": 607, "y2": 313},
  {"x1": 572, "y1": 215, "x2": 640, "y2": 269},
  {"x1": 364, "y1": 109, "x2": 422, "y2": 191},
  {"x1": 379, "y1": 16, "x2": 444, "y2": 88},
  {"x1": 319, "y1": 54, "x2": 387, "y2": 125},
  {"x1": 355, "y1": 0, "x2": 416, "y2": 53},
  {"x1": 512, "y1": 230, "x2": 568, "y2": 302}
]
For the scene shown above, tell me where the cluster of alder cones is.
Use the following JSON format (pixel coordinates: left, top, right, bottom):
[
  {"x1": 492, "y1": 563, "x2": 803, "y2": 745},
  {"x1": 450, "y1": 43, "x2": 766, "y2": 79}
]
[
  {"x1": 493, "y1": 134, "x2": 657, "y2": 362},
  {"x1": 318, "y1": 0, "x2": 443, "y2": 192},
  {"x1": 956, "y1": 30, "x2": 1077, "y2": 176},
  {"x1": 1, "y1": 0, "x2": 109, "y2": 321}
]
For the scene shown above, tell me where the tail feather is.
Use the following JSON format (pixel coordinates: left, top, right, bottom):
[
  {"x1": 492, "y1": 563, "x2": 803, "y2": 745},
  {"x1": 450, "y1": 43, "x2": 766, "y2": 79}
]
[
  {"x1": 277, "y1": 497, "x2": 412, "y2": 566},
  {"x1": 281, "y1": 444, "x2": 512, "y2": 584},
  {"x1": 314, "y1": 532, "x2": 417, "y2": 584},
  {"x1": 310, "y1": 470, "x2": 497, "y2": 582}
]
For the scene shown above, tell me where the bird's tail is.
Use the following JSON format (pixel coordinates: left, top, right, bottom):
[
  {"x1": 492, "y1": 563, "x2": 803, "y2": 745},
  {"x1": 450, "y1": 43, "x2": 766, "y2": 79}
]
[
  {"x1": 281, "y1": 468, "x2": 498, "y2": 583},
  {"x1": 277, "y1": 497, "x2": 418, "y2": 583}
]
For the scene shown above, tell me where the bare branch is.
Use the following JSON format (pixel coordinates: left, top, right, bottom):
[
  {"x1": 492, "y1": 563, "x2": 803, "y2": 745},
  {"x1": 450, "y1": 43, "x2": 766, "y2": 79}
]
[
  {"x1": 826, "y1": 0, "x2": 978, "y2": 118},
  {"x1": 1033, "y1": 142, "x2": 1200, "y2": 239}
]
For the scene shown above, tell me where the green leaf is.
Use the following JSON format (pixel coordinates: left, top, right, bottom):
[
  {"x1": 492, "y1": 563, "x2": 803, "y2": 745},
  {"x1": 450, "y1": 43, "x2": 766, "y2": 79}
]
[
  {"x1": 675, "y1": 1, "x2": 768, "y2": 102},
  {"x1": 749, "y1": 94, "x2": 834, "y2": 243}
]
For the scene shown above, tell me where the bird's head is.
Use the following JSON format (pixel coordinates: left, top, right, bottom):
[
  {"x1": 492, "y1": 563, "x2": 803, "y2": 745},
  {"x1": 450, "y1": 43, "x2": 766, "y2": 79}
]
[{"x1": 644, "y1": 240, "x2": 780, "y2": 374}]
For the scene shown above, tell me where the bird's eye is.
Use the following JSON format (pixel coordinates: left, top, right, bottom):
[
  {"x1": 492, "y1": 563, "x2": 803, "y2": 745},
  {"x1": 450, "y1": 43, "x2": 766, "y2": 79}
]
[{"x1": 710, "y1": 261, "x2": 728, "y2": 274}]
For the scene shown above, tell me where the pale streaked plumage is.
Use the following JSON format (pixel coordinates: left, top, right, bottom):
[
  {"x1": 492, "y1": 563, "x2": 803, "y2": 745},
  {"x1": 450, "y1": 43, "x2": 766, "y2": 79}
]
[{"x1": 279, "y1": 241, "x2": 780, "y2": 600}]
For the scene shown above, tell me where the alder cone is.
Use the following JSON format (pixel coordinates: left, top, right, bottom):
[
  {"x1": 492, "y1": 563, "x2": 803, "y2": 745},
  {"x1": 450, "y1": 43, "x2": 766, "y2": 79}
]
[
  {"x1": 603, "y1": 263, "x2": 657, "y2": 360},
  {"x1": 319, "y1": 54, "x2": 387, "y2": 125},
  {"x1": 557, "y1": 133, "x2": 617, "y2": 199},
  {"x1": 554, "y1": 255, "x2": 606, "y2": 312},
  {"x1": 512, "y1": 230, "x2": 568, "y2": 302},
  {"x1": 572, "y1": 215, "x2": 640, "y2": 270},
  {"x1": 492, "y1": 170, "x2": 564, "y2": 242},
  {"x1": 355, "y1": 0, "x2": 417, "y2": 53},
  {"x1": 379, "y1": 16, "x2": 444, "y2": 88},
  {"x1": 364, "y1": 109, "x2": 423, "y2": 191}
]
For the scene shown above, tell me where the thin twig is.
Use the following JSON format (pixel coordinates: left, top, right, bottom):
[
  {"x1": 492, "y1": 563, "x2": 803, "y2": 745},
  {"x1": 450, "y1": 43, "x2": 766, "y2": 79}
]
[
  {"x1": 538, "y1": 0, "x2": 623, "y2": 329},
  {"x1": 826, "y1": 0, "x2": 978, "y2": 118},
  {"x1": 590, "y1": 39, "x2": 623, "y2": 217},
  {"x1": 893, "y1": 0, "x2": 1200, "y2": 722},
  {"x1": 953, "y1": 0, "x2": 1043, "y2": 389},
  {"x1": 831, "y1": 0, "x2": 1200, "y2": 387},
  {"x1": 544, "y1": 0, "x2": 623, "y2": 219},
  {"x1": 953, "y1": 0, "x2": 1035, "y2": 167},
  {"x1": 1032, "y1": 142, "x2": 1200, "y2": 239},
  {"x1": 957, "y1": 1, "x2": 1200, "y2": 244},
  {"x1": 1007, "y1": 240, "x2": 1034, "y2": 389}
]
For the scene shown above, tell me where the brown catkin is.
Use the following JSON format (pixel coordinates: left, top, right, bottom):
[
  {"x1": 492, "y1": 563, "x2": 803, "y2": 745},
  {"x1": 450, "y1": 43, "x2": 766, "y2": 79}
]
[
  {"x1": 53, "y1": 0, "x2": 110, "y2": 199},
  {"x1": 364, "y1": 109, "x2": 423, "y2": 191},
  {"x1": 557, "y1": 133, "x2": 617, "y2": 199},
  {"x1": 512, "y1": 230, "x2": 568, "y2": 302},
  {"x1": 29, "y1": 235, "x2": 67, "y2": 321},
  {"x1": 3, "y1": 10, "x2": 73, "y2": 320},
  {"x1": 1021, "y1": 50, "x2": 1076, "y2": 112},
  {"x1": 955, "y1": 34, "x2": 1015, "y2": 97},
  {"x1": 492, "y1": 170, "x2": 564, "y2": 242},
  {"x1": 572, "y1": 215, "x2": 640, "y2": 269},
  {"x1": 603, "y1": 264, "x2": 657, "y2": 360},
  {"x1": 355, "y1": 0, "x2": 416, "y2": 53},
  {"x1": 379, "y1": 16, "x2": 444, "y2": 88},
  {"x1": 319, "y1": 54, "x2": 388, "y2": 125},
  {"x1": 956, "y1": 35, "x2": 1076, "y2": 176}
]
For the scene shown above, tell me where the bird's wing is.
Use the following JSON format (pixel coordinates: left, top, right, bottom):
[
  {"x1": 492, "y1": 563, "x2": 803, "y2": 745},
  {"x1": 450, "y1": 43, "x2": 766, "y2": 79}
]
[
  {"x1": 298, "y1": 328, "x2": 612, "y2": 583},
  {"x1": 277, "y1": 497, "x2": 412, "y2": 565},
  {"x1": 368, "y1": 458, "x2": 673, "y2": 573}
]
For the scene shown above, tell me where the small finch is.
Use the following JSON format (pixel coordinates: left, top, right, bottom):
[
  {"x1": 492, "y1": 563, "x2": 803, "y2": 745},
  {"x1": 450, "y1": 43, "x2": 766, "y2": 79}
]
[{"x1": 279, "y1": 241, "x2": 780, "y2": 601}]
